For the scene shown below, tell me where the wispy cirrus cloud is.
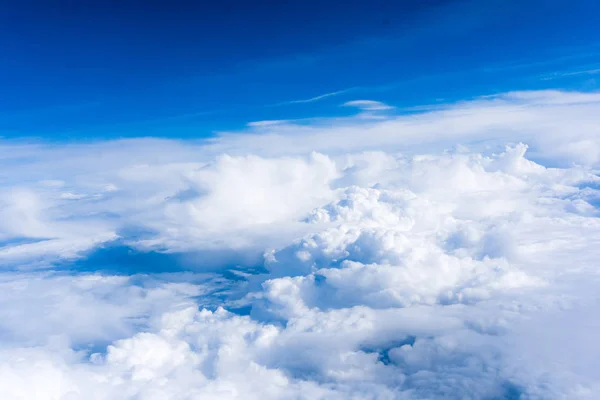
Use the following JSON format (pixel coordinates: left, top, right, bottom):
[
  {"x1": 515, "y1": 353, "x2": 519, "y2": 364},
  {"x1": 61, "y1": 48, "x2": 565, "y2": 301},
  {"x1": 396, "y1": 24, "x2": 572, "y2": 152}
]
[
  {"x1": 343, "y1": 99, "x2": 394, "y2": 111},
  {"x1": 270, "y1": 88, "x2": 355, "y2": 106},
  {"x1": 540, "y1": 66, "x2": 600, "y2": 80}
]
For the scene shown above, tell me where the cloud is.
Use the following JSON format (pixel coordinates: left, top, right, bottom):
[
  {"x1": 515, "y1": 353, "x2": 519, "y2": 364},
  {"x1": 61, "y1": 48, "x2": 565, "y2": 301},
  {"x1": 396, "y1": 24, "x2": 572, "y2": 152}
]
[
  {"x1": 0, "y1": 271, "x2": 222, "y2": 347},
  {"x1": 246, "y1": 120, "x2": 289, "y2": 127},
  {"x1": 541, "y1": 66, "x2": 600, "y2": 80},
  {"x1": 343, "y1": 99, "x2": 394, "y2": 111},
  {"x1": 0, "y1": 90, "x2": 599, "y2": 399},
  {"x1": 275, "y1": 89, "x2": 353, "y2": 105},
  {"x1": 211, "y1": 90, "x2": 600, "y2": 167},
  {"x1": 137, "y1": 152, "x2": 339, "y2": 252}
]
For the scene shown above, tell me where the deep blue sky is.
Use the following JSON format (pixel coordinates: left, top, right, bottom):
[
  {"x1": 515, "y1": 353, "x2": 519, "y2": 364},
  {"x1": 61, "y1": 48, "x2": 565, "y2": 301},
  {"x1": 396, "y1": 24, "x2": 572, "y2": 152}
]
[{"x1": 1, "y1": 0, "x2": 599, "y2": 140}]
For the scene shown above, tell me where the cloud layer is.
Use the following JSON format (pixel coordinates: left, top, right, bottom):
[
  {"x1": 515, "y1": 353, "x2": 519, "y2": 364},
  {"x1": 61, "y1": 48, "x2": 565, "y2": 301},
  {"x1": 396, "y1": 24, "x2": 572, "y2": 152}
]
[{"x1": 1, "y1": 91, "x2": 599, "y2": 399}]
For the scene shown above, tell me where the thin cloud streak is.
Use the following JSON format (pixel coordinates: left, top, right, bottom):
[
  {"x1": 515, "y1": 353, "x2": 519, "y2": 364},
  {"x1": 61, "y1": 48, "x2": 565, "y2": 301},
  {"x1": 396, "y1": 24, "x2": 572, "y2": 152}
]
[
  {"x1": 269, "y1": 88, "x2": 356, "y2": 107},
  {"x1": 541, "y1": 66, "x2": 600, "y2": 80}
]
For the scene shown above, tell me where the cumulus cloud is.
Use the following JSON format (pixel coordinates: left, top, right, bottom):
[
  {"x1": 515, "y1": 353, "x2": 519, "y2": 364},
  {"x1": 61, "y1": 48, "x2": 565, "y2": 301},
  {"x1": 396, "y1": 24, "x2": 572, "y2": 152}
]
[
  {"x1": 0, "y1": 90, "x2": 599, "y2": 399},
  {"x1": 138, "y1": 152, "x2": 339, "y2": 252},
  {"x1": 0, "y1": 272, "x2": 222, "y2": 347}
]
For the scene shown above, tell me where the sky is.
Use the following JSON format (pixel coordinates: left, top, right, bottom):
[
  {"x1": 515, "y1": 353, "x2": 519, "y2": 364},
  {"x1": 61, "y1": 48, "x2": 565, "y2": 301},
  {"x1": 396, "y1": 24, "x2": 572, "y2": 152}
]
[
  {"x1": 2, "y1": 0, "x2": 600, "y2": 139},
  {"x1": 1, "y1": 1, "x2": 600, "y2": 400}
]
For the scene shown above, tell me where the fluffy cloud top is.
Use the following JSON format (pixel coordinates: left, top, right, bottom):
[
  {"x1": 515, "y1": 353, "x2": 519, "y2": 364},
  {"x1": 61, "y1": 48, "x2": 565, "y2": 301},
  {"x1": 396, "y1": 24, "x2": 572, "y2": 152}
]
[{"x1": 0, "y1": 91, "x2": 599, "y2": 399}]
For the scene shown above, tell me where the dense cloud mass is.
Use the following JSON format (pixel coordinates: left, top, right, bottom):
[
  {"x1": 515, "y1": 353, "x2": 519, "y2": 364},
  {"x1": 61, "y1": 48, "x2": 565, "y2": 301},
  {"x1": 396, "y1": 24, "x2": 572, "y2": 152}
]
[{"x1": 1, "y1": 91, "x2": 599, "y2": 399}]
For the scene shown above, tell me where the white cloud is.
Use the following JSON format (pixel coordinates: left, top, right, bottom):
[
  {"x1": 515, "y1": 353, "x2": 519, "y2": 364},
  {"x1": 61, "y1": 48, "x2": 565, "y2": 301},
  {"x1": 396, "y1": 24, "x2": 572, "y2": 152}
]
[
  {"x1": 0, "y1": 272, "x2": 221, "y2": 347},
  {"x1": 343, "y1": 99, "x2": 394, "y2": 111},
  {"x1": 279, "y1": 89, "x2": 351, "y2": 105},
  {"x1": 0, "y1": 90, "x2": 599, "y2": 399},
  {"x1": 541, "y1": 67, "x2": 600, "y2": 80},
  {"x1": 212, "y1": 90, "x2": 600, "y2": 166},
  {"x1": 246, "y1": 120, "x2": 289, "y2": 127}
]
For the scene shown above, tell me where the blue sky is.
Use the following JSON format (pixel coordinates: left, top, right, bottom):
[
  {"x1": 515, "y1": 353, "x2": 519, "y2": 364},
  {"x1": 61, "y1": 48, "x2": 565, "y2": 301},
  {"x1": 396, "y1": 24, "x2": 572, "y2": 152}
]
[{"x1": 2, "y1": 0, "x2": 600, "y2": 140}]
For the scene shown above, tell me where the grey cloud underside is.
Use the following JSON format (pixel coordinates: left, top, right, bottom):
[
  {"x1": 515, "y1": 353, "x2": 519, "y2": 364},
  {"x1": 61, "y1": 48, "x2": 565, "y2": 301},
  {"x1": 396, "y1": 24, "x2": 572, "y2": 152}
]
[{"x1": 0, "y1": 91, "x2": 600, "y2": 399}]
